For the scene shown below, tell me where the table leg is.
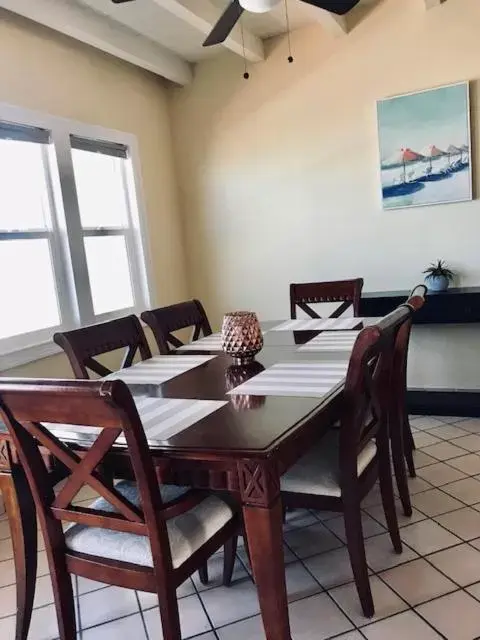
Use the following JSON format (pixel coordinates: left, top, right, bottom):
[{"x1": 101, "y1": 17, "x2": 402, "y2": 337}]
[
  {"x1": 0, "y1": 466, "x2": 38, "y2": 640},
  {"x1": 239, "y1": 461, "x2": 291, "y2": 640}
]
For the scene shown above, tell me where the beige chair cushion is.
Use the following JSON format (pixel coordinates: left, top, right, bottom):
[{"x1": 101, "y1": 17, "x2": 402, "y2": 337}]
[
  {"x1": 281, "y1": 430, "x2": 377, "y2": 498},
  {"x1": 65, "y1": 481, "x2": 233, "y2": 569}
]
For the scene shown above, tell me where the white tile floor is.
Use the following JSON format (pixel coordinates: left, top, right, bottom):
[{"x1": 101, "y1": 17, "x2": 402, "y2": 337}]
[{"x1": 4, "y1": 415, "x2": 480, "y2": 638}]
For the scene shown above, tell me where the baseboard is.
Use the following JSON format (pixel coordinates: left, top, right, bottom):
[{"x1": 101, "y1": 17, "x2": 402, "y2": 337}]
[{"x1": 407, "y1": 390, "x2": 480, "y2": 417}]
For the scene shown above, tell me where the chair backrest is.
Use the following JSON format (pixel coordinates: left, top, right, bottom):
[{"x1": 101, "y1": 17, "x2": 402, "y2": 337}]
[
  {"x1": 338, "y1": 304, "x2": 413, "y2": 479},
  {"x1": 289, "y1": 279, "x2": 364, "y2": 319},
  {"x1": 141, "y1": 300, "x2": 212, "y2": 355},
  {"x1": 0, "y1": 379, "x2": 175, "y2": 572},
  {"x1": 409, "y1": 283, "x2": 428, "y2": 299},
  {"x1": 390, "y1": 287, "x2": 427, "y2": 416},
  {"x1": 54, "y1": 315, "x2": 152, "y2": 379}
]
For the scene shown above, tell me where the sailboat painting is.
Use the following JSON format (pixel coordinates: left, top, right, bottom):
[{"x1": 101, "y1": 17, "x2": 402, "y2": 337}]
[{"x1": 377, "y1": 82, "x2": 472, "y2": 210}]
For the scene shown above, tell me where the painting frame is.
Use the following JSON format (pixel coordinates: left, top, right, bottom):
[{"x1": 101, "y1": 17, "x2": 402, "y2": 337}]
[{"x1": 376, "y1": 81, "x2": 473, "y2": 211}]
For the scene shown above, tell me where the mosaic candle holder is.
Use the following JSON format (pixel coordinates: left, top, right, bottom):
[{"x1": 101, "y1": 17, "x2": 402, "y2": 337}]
[{"x1": 221, "y1": 311, "x2": 263, "y2": 365}]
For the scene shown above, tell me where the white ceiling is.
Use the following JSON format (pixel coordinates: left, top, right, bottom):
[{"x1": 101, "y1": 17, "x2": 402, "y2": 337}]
[
  {"x1": 75, "y1": 0, "x2": 351, "y2": 61},
  {"x1": 77, "y1": 0, "x2": 220, "y2": 62},
  {"x1": 0, "y1": 0, "x2": 444, "y2": 85}
]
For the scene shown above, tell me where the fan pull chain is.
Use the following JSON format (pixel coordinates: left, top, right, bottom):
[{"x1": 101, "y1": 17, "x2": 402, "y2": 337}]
[
  {"x1": 240, "y1": 21, "x2": 249, "y2": 79},
  {"x1": 284, "y1": 0, "x2": 294, "y2": 63}
]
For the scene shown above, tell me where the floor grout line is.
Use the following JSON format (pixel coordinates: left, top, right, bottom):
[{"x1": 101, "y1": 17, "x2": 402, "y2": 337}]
[
  {"x1": 284, "y1": 529, "x2": 362, "y2": 634},
  {"x1": 78, "y1": 610, "x2": 148, "y2": 637},
  {"x1": 133, "y1": 591, "x2": 150, "y2": 640},
  {"x1": 75, "y1": 575, "x2": 83, "y2": 640},
  {"x1": 191, "y1": 567, "x2": 223, "y2": 639},
  {"x1": 370, "y1": 572, "x2": 450, "y2": 640},
  {"x1": 3, "y1": 420, "x2": 480, "y2": 637}
]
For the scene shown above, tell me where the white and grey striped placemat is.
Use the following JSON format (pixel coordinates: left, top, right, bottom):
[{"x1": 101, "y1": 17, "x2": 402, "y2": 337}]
[
  {"x1": 134, "y1": 397, "x2": 227, "y2": 443},
  {"x1": 227, "y1": 361, "x2": 349, "y2": 398},
  {"x1": 271, "y1": 318, "x2": 363, "y2": 331},
  {"x1": 105, "y1": 355, "x2": 216, "y2": 385},
  {"x1": 46, "y1": 398, "x2": 227, "y2": 445},
  {"x1": 177, "y1": 333, "x2": 224, "y2": 352},
  {"x1": 298, "y1": 330, "x2": 360, "y2": 352}
]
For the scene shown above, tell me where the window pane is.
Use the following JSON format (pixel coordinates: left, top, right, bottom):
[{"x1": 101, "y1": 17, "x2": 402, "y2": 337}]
[
  {"x1": 0, "y1": 140, "x2": 51, "y2": 231},
  {"x1": 72, "y1": 149, "x2": 129, "y2": 228},
  {"x1": 0, "y1": 239, "x2": 60, "y2": 340},
  {"x1": 84, "y1": 235, "x2": 134, "y2": 315}
]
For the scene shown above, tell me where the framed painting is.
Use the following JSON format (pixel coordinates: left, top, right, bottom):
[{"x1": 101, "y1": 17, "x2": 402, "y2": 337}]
[{"x1": 377, "y1": 82, "x2": 472, "y2": 210}]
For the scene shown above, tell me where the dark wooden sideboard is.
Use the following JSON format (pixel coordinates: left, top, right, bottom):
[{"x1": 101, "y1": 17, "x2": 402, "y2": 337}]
[
  {"x1": 360, "y1": 287, "x2": 480, "y2": 417},
  {"x1": 360, "y1": 286, "x2": 480, "y2": 325}
]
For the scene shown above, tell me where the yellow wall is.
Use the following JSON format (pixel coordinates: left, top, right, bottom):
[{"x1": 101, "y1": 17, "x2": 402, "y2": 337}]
[
  {"x1": 170, "y1": 0, "x2": 480, "y2": 325},
  {"x1": 4, "y1": 0, "x2": 480, "y2": 389},
  {"x1": 169, "y1": 0, "x2": 480, "y2": 390},
  {"x1": 0, "y1": 10, "x2": 188, "y2": 377}
]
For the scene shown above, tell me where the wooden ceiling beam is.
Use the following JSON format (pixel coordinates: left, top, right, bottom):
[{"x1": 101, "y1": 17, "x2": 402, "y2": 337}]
[
  {"x1": 423, "y1": 0, "x2": 445, "y2": 9},
  {"x1": 152, "y1": 0, "x2": 265, "y2": 62},
  {"x1": 0, "y1": 0, "x2": 192, "y2": 84},
  {"x1": 316, "y1": 10, "x2": 348, "y2": 37},
  {"x1": 297, "y1": 4, "x2": 348, "y2": 38}
]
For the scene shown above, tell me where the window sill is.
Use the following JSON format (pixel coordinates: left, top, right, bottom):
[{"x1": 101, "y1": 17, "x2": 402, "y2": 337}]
[
  {"x1": 0, "y1": 341, "x2": 62, "y2": 373},
  {"x1": 0, "y1": 307, "x2": 149, "y2": 373}
]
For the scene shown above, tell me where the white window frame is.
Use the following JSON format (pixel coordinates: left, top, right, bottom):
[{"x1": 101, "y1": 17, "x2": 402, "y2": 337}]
[{"x1": 0, "y1": 102, "x2": 153, "y2": 372}]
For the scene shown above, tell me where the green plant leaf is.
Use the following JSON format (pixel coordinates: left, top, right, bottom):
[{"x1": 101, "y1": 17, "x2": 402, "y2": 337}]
[{"x1": 422, "y1": 259, "x2": 455, "y2": 280}]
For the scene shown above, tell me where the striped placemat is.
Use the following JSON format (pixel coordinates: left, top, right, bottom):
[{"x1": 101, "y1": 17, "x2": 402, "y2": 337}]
[
  {"x1": 177, "y1": 333, "x2": 224, "y2": 352},
  {"x1": 134, "y1": 397, "x2": 227, "y2": 443},
  {"x1": 298, "y1": 331, "x2": 360, "y2": 352},
  {"x1": 105, "y1": 355, "x2": 216, "y2": 385},
  {"x1": 271, "y1": 318, "x2": 363, "y2": 331},
  {"x1": 227, "y1": 361, "x2": 349, "y2": 398},
  {"x1": 46, "y1": 398, "x2": 227, "y2": 445}
]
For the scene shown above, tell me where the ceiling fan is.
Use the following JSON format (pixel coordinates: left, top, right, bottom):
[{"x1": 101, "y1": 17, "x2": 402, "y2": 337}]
[
  {"x1": 203, "y1": 0, "x2": 361, "y2": 46},
  {"x1": 108, "y1": 0, "x2": 361, "y2": 46}
]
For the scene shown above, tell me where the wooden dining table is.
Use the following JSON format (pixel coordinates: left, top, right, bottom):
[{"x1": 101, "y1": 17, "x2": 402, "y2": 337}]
[{"x1": 0, "y1": 319, "x2": 375, "y2": 640}]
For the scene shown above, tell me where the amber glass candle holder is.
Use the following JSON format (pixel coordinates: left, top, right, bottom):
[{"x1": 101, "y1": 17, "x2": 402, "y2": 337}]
[{"x1": 221, "y1": 311, "x2": 263, "y2": 365}]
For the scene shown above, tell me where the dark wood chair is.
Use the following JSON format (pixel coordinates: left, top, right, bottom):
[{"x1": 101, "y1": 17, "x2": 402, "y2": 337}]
[
  {"x1": 390, "y1": 288, "x2": 427, "y2": 510},
  {"x1": 403, "y1": 283, "x2": 428, "y2": 469},
  {"x1": 409, "y1": 284, "x2": 428, "y2": 299},
  {"x1": 53, "y1": 315, "x2": 152, "y2": 379},
  {"x1": 141, "y1": 299, "x2": 212, "y2": 355},
  {"x1": 281, "y1": 305, "x2": 412, "y2": 618},
  {"x1": 54, "y1": 313, "x2": 233, "y2": 588},
  {"x1": 289, "y1": 279, "x2": 364, "y2": 319},
  {"x1": 0, "y1": 379, "x2": 239, "y2": 640}
]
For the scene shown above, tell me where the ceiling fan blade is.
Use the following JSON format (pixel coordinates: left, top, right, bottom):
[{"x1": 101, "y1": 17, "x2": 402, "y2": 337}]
[
  {"x1": 203, "y1": 0, "x2": 244, "y2": 47},
  {"x1": 300, "y1": 0, "x2": 361, "y2": 15},
  {"x1": 111, "y1": 0, "x2": 135, "y2": 4}
]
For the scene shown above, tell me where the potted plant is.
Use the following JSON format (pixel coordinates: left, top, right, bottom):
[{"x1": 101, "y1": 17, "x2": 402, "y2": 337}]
[{"x1": 423, "y1": 259, "x2": 455, "y2": 292}]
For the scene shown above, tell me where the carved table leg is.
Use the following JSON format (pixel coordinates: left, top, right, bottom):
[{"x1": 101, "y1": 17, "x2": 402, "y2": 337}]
[
  {"x1": 239, "y1": 460, "x2": 292, "y2": 640},
  {"x1": 0, "y1": 465, "x2": 38, "y2": 640}
]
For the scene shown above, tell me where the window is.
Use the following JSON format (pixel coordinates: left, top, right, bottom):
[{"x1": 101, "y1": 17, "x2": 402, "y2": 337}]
[
  {"x1": 0, "y1": 106, "x2": 151, "y2": 369},
  {"x1": 71, "y1": 137, "x2": 138, "y2": 316}
]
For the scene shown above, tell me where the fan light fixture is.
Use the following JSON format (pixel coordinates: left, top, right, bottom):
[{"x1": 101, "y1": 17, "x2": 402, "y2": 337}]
[
  {"x1": 202, "y1": 0, "x2": 362, "y2": 50},
  {"x1": 239, "y1": 0, "x2": 281, "y2": 13}
]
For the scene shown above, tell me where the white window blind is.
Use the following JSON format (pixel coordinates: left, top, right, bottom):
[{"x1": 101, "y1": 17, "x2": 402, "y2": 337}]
[{"x1": 0, "y1": 107, "x2": 151, "y2": 370}]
